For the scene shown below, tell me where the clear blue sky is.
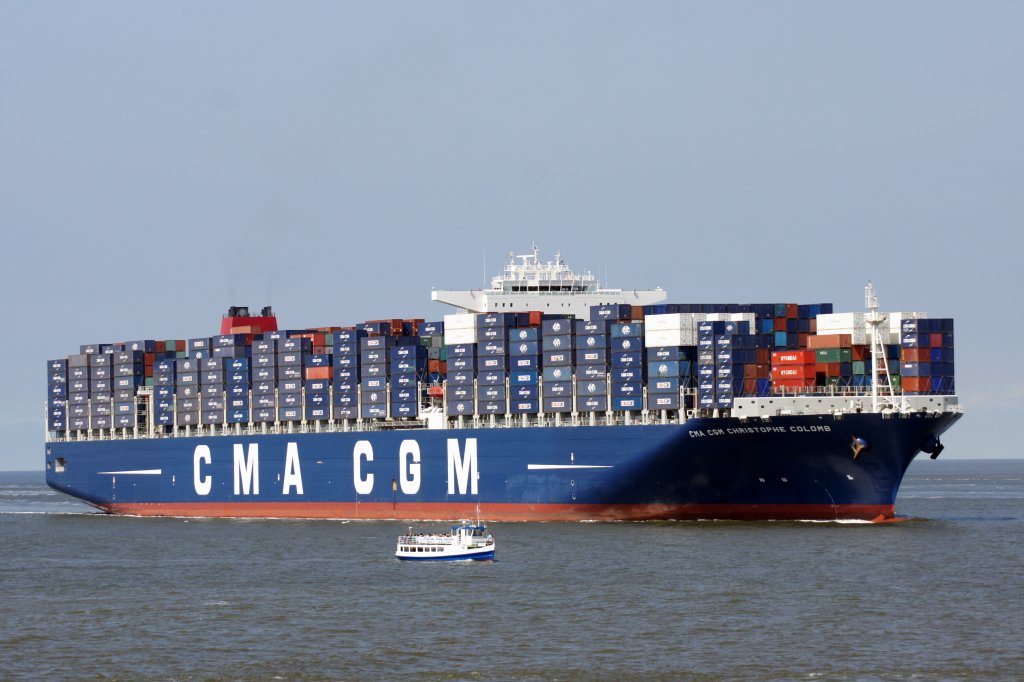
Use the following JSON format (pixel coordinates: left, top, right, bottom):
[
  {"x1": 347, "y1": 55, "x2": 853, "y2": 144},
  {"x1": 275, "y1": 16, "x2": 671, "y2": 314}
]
[{"x1": 2, "y1": 3, "x2": 1020, "y2": 469}]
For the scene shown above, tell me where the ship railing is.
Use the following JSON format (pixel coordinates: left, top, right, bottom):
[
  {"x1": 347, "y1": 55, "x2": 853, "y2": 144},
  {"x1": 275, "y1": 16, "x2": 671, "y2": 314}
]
[
  {"x1": 397, "y1": 534, "x2": 459, "y2": 545},
  {"x1": 43, "y1": 384, "x2": 961, "y2": 443}
]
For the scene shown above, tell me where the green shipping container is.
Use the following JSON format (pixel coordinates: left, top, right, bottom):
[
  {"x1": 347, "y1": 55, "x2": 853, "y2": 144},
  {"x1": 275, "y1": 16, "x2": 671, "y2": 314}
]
[
  {"x1": 815, "y1": 348, "x2": 852, "y2": 363},
  {"x1": 852, "y1": 360, "x2": 866, "y2": 375}
]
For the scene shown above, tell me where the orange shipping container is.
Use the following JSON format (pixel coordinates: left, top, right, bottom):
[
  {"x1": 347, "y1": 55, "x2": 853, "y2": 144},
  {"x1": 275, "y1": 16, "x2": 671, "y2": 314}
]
[
  {"x1": 772, "y1": 350, "x2": 817, "y2": 365},
  {"x1": 902, "y1": 377, "x2": 931, "y2": 392},
  {"x1": 808, "y1": 334, "x2": 852, "y2": 349},
  {"x1": 428, "y1": 359, "x2": 441, "y2": 373},
  {"x1": 304, "y1": 367, "x2": 331, "y2": 381}
]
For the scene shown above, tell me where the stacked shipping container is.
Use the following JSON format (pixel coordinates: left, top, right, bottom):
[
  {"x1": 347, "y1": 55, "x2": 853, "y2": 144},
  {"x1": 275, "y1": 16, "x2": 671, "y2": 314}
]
[{"x1": 45, "y1": 302, "x2": 957, "y2": 436}]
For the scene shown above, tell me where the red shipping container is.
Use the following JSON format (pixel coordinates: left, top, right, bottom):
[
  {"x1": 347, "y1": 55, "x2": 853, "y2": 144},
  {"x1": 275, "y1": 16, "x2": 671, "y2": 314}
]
[
  {"x1": 439, "y1": 360, "x2": 447, "y2": 373},
  {"x1": 754, "y1": 348, "x2": 771, "y2": 364},
  {"x1": 772, "y1": 365, "x2": 816, "y2": 379},
  {"x1": 808, "y1": 334, "x2": 852, "y2": 349},
  {"x1": 851, "y1": 345, "x2": 868, "y2": 361},
  {"x1": 772, "y1": 350, "x2": 817, "y2": 365},
  {"x1": 428, "y1": 359, "x2": 441, "y2": 373},
  {"x1": 819, "y1": 362, "x2": 842, "y2": 377},
  {"x1": 154, "y1": 341, "x2": 167, "y2": 353},
  {"x1": 809, "y1": 318, "x2": 817, "y2": 334},
  {"x1": 630, "y1": 306, "x2": 645, "y2": 321},
  {"x1": 774, "y1": 317, "x2": 788, "y2": 332},
  {"x1": 144, "y1": 352, "x2": 155, "y2": 366},
  {"x1": 901, "y1": 348, "x2": 929, "y2": 362},
  {"x1": 902, "y1": 377, "x2": 931, "y2": 393},
  {"x1": 304, "y1": 367, "x2": 331, "y2": 381},
  {"x1": 742, "y1": 378, "x2": 759, "y2": 394},
  {"x1": 753, "y1": 363, "x2": 770, "y2": 379},
  {"x1": 773, "y1": 378, "x2": 816, "y2": 390},
  {"x1": 785, "y1": 304, "x2": 798, "y2": 319},
  {"x1": 930, "y1": 333, "x2": 944, "y2": 348},
  {"x1": 528, "y1": 311, "x2": 543, "y2": 326}
]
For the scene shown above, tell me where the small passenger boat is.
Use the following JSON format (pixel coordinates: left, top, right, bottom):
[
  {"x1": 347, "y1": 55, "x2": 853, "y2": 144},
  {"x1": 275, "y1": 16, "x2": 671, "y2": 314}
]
[{"x1": 395, "y1": 520, "x2": 496, "y2": 561}]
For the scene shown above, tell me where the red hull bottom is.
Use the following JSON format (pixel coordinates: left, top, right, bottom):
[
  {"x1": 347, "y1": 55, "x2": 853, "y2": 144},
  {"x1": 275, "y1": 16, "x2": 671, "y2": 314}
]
[{"x1": 100, "y1": 501, "x2": 896, "y2": 522}]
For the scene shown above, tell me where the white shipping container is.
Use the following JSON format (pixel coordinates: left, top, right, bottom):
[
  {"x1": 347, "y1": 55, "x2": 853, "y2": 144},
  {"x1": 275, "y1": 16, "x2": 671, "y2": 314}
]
[
  {"x1": 444, "y1": 328, "x2": 476, "y2": 345},
  {"x1": 443, "y1": 313, "x2": 478, "y2": 331},
  {"x1": 645, "y1": 313, "x2": 699, "y2": 333},
  {"x1": 817, "y1": 312, "x2": 867, "y2": 344},
  {"x1": 645, "y1": 329, "x2": 698, "y2": 347},
  {"x1": 643, "y1": 313, "x2": 678, "y2": 332},
  {"x1": 817, "y1": 312, "x2": 866, "y2": 330}
]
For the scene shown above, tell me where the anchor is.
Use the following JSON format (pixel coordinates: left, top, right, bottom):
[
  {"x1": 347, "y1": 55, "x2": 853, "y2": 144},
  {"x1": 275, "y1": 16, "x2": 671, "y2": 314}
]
[
  {"x1": 850, "y1": 435, "x2": 869, "y2": 460},
  {"x1": 921, "y1": 434, "x2": 945, "y2": 460}
]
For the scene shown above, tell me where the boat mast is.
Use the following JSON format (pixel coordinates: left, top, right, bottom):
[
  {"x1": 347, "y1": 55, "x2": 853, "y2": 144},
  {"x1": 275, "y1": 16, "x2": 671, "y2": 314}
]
[{"x1": 865, "y1": 281, "x2": 896, "y2": 412}]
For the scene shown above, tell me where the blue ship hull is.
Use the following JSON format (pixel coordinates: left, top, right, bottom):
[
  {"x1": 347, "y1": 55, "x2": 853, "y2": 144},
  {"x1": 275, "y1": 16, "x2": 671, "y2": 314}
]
[
  {"x1": 396, "y1": 549, "x2": 496, "y2": 562},
  {"x1": 45, "y1": 411, "x2": 959, "y2": 521}
]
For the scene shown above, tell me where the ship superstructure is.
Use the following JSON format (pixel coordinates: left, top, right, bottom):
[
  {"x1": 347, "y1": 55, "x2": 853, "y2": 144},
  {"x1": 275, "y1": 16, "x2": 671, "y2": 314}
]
[{"x1": 431, "y1": 244, "x2": 667, "y2": 317}]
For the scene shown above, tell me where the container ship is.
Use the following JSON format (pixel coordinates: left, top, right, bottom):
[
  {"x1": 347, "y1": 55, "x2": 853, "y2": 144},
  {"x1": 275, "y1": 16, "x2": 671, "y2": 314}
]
[{"x1": 44, "y1": 246, "x2": 961, "y2": 521}]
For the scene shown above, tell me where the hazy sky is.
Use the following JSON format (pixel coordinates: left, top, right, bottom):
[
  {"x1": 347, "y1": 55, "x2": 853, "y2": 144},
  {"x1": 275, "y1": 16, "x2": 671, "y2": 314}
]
[{"x1": 2, "y1": 2, "x2": 1021, "y2": 470}]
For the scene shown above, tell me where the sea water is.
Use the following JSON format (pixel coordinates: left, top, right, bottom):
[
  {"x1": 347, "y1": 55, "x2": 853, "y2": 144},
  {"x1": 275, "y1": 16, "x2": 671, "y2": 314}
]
[{"x1": 1, "y1": 460, "x2": 1021, "y2": 680}]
